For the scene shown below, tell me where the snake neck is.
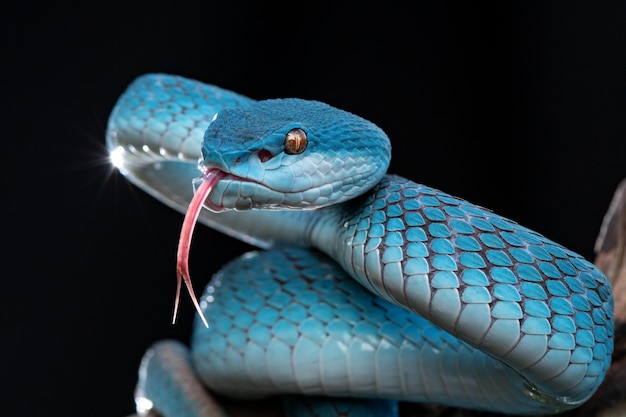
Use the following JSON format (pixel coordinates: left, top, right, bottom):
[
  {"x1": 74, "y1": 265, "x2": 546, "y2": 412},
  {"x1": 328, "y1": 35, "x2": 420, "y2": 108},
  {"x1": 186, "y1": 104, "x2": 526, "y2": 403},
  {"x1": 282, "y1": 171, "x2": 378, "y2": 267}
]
[{"x1": 307, "y1": 174, "x2": 404, "y2": 301}]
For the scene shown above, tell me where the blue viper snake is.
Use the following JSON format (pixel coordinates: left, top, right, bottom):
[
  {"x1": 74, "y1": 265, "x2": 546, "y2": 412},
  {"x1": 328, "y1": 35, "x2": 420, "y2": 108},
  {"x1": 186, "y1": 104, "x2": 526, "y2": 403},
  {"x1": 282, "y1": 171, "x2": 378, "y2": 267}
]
[{"x1": 106, "y1": 74, "x2": 614, "y2": 417}]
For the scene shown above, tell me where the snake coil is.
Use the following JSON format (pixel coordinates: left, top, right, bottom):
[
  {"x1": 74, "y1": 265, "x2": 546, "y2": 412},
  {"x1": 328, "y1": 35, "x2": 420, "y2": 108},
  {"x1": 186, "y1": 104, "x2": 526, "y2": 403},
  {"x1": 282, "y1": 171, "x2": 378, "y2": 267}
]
[{"x1": 107, "y1": 74, "x2": 614, "y2": 417}]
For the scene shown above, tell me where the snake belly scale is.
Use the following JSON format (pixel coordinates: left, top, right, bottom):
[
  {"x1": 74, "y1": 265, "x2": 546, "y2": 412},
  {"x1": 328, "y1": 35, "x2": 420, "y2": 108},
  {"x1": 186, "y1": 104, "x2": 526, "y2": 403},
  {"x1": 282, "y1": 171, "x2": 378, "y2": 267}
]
[{"x1": 106, "y1": 74, "x2": 614, "y2": 416}]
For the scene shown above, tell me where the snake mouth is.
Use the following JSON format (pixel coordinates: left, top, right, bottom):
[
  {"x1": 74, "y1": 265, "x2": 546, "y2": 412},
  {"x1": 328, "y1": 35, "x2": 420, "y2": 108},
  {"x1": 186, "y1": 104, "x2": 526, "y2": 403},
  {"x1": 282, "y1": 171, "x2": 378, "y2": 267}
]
[
  {"x1": 193, "y1": 167, "x2": 276, "y2": 212},
  {"x1": 191, "y1": 168, "x2": 230, "y2": 212}
]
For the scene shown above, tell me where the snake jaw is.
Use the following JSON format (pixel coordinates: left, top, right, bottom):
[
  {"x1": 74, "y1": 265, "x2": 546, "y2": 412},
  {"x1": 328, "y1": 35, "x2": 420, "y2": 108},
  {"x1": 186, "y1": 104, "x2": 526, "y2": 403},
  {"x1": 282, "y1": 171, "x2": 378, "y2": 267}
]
[{"x1": 174, "y1": 169, "x2": 227, "y2": 327}]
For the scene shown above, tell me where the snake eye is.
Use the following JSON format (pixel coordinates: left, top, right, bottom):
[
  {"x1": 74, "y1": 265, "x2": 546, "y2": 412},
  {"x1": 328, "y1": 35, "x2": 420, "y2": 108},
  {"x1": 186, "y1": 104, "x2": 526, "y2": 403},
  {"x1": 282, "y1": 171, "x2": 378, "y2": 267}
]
[{"x1": 284, "y1": 128, "x2": 308, "y2": 155}]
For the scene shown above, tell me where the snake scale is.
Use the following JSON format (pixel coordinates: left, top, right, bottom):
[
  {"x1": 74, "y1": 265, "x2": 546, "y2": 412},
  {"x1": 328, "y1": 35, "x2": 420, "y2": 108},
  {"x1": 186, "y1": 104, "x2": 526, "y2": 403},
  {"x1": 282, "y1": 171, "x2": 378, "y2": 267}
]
[{"x1": 106, "y1": 74, "x2": 614, "y2": 417}]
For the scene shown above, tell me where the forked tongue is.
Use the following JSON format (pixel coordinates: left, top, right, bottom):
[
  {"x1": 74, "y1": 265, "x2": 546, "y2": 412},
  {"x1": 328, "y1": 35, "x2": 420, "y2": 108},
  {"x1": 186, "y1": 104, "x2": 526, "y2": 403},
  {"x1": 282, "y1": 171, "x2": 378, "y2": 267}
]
[{"x1": 174, "y1": 169, "x2": 226, "y2": 327}]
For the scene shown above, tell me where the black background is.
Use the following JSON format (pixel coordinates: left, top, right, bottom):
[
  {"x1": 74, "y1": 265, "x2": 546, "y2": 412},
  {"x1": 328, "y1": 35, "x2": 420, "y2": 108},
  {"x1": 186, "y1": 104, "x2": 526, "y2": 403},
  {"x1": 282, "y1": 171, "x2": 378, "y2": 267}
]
[{"x1": 4, "y1": 2, "x2": 626, "y2": 416}]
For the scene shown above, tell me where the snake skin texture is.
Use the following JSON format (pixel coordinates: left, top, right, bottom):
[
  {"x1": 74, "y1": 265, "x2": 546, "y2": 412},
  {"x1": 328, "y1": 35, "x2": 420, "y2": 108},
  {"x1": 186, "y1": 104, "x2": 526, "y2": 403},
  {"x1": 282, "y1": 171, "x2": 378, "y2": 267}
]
[
  {"x1": 106, "y1": 74, "x2": 614, "y2": 416},
  {"x1": 319, "y1": 176, "x2": 613, "y2": 407},
  {"x1": 193, "y1": 247, "x2": 553, "y2": 412}
]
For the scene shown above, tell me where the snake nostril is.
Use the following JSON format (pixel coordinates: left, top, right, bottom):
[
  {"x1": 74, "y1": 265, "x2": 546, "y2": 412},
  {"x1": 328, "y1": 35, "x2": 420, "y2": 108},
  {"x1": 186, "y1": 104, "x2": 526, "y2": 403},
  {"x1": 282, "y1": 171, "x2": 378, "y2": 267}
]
[{"x1": 258, "y1": 149, "x2": 273, "y2": 163}]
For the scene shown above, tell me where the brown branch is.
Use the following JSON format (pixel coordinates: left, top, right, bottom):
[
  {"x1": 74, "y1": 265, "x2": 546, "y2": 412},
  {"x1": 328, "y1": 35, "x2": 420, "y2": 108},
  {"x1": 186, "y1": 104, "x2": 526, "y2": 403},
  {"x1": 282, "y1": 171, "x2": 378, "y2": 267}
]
[{"x1": 595, "y1": 179, "x2": 626, "y2": 324}]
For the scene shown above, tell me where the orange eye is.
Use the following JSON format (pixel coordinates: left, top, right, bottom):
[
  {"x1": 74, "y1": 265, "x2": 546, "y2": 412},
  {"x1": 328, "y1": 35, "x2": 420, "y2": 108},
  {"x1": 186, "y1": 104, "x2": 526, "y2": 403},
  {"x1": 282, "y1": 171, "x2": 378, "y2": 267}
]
[{"x1": 284, "y1": 128, "x2": 308, "y2": 155}]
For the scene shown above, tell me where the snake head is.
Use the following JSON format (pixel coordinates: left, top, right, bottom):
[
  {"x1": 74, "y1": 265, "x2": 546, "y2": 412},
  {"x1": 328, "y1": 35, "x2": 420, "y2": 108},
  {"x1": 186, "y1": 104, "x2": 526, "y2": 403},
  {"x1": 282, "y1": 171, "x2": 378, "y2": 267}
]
[
  {"x1": 176, "y1": 98, "x2": 391, "y2": 325},
  {"x1": 197, "y1": 98, "x2": 391, "y2": 211}
]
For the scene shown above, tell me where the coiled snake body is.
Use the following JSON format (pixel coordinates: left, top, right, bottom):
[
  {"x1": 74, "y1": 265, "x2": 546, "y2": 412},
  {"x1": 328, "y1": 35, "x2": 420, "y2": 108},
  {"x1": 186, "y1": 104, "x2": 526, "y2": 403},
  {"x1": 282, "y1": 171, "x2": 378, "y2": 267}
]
[{"x1": 107, "y1": 74, "x2": 614, "y2": 417}]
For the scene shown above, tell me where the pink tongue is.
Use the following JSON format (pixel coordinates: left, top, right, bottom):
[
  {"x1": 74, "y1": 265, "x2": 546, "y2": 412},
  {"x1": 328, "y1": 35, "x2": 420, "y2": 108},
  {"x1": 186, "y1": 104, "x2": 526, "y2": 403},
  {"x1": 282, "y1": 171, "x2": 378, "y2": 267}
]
[{"x1": 174, "y1": 169, "x2": 226, "y2": 327}]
